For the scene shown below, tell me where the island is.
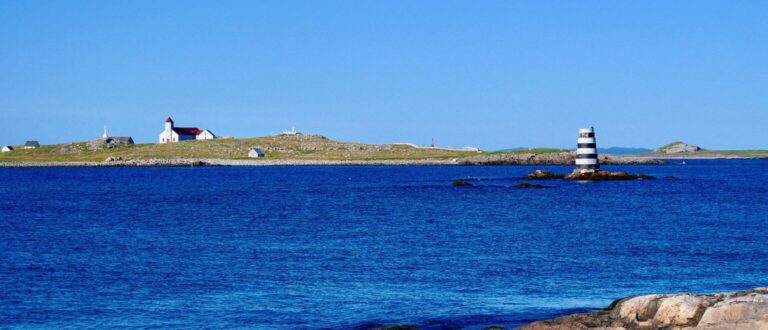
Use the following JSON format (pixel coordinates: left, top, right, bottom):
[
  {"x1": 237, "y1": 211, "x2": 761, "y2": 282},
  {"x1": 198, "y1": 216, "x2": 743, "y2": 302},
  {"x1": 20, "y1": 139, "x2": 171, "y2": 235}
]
[
  {"x1": 0, "y1": 134, "x2": 663, "y2": 167},
  {"x1": 638, "y1": 141, "x2": 768, "y2": 159}
]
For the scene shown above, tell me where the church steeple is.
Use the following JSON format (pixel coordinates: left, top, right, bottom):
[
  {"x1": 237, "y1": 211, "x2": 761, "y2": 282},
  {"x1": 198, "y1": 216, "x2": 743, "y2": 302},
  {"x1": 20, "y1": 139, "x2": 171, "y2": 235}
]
[{"x1": 165, "y1": 117, "x2": 174, "y2": 131}]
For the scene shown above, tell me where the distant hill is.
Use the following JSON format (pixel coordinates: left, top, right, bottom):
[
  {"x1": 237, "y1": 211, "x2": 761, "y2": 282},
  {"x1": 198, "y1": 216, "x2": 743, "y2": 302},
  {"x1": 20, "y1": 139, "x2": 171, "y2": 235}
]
[
  {"x1": 654, "y1": 141, "x2": 702, "y2": 154},
  {"x1": 597, "y1": 147, "x2": 653, "y2": 155},
  {"x1": 645, "y1": 141, "x2": 768, "y2": 158}
]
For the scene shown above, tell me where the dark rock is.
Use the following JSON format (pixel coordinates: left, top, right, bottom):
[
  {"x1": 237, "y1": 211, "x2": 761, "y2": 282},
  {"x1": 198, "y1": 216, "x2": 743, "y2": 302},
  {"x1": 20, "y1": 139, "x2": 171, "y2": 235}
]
[
  {"x1": 564, "y1": 170, "x2": 655, "y2": 181},
  {"x1": 452, "y1": 179, "x2": 473, "y2": 187},
  {"x1": 523, "y1": 170, "x2": 565, "y2": 180},
  {"x1": 516, "y1": 182, "x2": 548, "y2": 189}
]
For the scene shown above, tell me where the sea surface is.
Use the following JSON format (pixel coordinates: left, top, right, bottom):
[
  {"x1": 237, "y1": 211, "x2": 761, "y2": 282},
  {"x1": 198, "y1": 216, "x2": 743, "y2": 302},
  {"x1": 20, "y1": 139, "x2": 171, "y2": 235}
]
[{"x1": 1, "y1": 160, "x2": 767, "y2": 329}]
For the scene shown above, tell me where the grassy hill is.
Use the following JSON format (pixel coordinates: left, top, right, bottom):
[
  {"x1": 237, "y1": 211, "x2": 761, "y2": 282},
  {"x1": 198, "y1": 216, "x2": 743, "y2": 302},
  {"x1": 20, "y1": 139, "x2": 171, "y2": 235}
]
[
  {"x1": 642, "y1": 149, "x2": 768, "y2": 158},
  {"x1": 643, "y1": 141, "x2": 768, "y2": 158},
  {"x1": 0, "y1": 135, "x2": 490, "y2": 162}
]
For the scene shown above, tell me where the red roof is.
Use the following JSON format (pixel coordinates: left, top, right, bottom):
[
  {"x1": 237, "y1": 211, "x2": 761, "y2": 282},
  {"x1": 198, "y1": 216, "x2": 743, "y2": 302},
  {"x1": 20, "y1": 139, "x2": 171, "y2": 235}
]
[
  {"x1": 166, "y1": 117, "x2": 174, "y2": 123},
  {"x1": 173, "y1": 127, "x2": 203, "y2": 136}
]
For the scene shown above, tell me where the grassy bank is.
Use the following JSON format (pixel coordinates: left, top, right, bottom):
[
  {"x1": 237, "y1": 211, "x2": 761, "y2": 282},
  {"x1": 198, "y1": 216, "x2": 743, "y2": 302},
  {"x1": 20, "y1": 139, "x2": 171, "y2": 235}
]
[{"x1": 0, "y1": 135, "x2": 494, "y2": 162}]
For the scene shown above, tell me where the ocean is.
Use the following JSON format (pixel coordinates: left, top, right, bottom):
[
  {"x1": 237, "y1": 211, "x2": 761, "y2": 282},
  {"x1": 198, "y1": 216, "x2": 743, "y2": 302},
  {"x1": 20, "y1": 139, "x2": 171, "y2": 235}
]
[{"x1": 1, "y1": 160, "x2": 767, "y2": 329}]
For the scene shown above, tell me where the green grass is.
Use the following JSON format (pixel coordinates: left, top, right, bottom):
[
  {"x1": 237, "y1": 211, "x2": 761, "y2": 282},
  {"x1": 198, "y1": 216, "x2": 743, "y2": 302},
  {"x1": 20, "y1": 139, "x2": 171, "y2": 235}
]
[
  {"x1": 488, "y1": 148, "x2": 567, "y2": 155},
  {"x1": 0, "y1": 135, "x2": 483, "y2": 162}
]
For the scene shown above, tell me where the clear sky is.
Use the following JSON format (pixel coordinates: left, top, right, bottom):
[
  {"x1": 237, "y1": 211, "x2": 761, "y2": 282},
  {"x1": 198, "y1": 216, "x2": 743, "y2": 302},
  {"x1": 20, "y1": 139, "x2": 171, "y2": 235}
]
[{"x1": 1, "y1": 1, "x2": 766, "y2": 150}]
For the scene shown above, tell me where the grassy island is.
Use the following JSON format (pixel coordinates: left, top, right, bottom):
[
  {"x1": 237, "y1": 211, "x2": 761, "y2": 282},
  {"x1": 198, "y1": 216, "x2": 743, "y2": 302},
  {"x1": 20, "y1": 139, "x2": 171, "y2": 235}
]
[{"x1": 0, "y1": 135, "x2": 492, "y2": 162}]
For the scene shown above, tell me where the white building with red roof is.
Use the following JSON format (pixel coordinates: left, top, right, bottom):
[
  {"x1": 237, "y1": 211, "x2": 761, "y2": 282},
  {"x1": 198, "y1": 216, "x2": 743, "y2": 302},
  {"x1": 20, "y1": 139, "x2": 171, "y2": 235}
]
[{"x1": 158, "y1": 117, "x2": 216, "y2": 143}]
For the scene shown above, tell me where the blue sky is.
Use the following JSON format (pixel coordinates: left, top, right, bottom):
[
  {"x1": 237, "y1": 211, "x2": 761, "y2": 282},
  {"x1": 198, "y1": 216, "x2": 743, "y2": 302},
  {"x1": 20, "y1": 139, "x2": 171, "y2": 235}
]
[{"x1": 1, "y1": 1, "x2": 766, "y2": 149}]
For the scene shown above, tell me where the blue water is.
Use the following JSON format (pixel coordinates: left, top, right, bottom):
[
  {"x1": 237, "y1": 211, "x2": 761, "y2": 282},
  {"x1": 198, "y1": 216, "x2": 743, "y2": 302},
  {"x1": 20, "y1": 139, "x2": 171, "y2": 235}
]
[{"x1": 1, "y1": 160, "x2": 767, "y2": 329}]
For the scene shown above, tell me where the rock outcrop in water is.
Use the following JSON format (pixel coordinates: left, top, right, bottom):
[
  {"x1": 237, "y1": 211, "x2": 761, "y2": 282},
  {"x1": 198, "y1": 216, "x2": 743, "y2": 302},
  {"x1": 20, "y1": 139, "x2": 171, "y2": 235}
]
[
  {"x1": 517, "y1": 287, "x2": 768, "y2": 330},
  {"x1": 564, "y1": 170, "x2": 655, "y2": 181},
  {"x1": 452, "y1": 179, "x2": 473, "y2": 187},
  {"x1": 522, "y1": 170, "x2": 655, "y2": 181},
  {"x1": 458, "y1": 152, "x2": 663, "y2": 166},
  {"x1": 515, "y1": 182, "x2": 548, "y2": 189},
  {"x1": 523, "y1": 170, "x2": 565, "y2": 180}
]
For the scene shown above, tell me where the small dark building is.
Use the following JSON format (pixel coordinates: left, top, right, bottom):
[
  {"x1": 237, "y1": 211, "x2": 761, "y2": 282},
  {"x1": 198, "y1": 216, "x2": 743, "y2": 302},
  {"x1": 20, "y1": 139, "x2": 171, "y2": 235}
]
[
  {"x1": 106, "y1": 136, "x2": 134, "y2": 145},
  {"x1": 24, "y1": 140, "x2": 40, "y2": 149}
]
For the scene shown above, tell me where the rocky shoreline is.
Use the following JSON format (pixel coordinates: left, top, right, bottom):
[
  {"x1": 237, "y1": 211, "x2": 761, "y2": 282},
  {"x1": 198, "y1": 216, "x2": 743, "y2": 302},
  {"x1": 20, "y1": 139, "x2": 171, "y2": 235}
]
[
  {"x1": 517, "y1": 287, "x2": 768, "y2": 330},
  {"x1": 0, "y1": 152, "x2": 664, "y2": 168},
  {"x1": 456, "y1": 152, "x2": 664, "y2": 166}
]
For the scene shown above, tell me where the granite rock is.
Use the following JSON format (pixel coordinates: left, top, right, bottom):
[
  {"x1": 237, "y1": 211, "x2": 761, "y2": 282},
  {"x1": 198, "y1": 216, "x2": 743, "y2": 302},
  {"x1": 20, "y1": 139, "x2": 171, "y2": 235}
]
[{"x1": 517, "y1": 287, "x2": 768, "y2": 330}]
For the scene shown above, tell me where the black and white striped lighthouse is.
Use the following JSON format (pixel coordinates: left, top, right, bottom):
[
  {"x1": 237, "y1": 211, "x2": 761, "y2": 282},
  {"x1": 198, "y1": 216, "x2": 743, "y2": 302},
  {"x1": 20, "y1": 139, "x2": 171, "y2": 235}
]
[{"x1": 576, "y1": 127, "x2": 599, "y2": 173}]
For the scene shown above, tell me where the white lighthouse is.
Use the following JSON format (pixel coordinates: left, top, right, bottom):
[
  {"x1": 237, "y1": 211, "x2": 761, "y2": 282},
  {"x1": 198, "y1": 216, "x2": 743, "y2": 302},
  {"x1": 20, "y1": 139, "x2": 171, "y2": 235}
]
[{"x1": 576, "y1": 127, "x2": 599, "y2": 173}]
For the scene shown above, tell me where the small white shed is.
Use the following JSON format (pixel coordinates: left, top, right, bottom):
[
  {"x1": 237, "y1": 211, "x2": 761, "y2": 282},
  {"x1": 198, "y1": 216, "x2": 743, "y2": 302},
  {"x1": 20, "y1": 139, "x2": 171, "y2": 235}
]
[
  {"x1": 196, "y1": 129, "x2": 216, "y2": 140},
  {"x1": 1, "y1": 146, "x2": 13, "y2": 152},
  {"x1": 248, "y1": 148, "x2": 265, "y2": 158}
]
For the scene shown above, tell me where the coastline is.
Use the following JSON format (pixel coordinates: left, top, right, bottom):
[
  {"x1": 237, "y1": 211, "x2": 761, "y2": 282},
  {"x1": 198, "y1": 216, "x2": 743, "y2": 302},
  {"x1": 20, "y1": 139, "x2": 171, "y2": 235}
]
[
  {"x1": 516, "y1": 287, "x2": 768, "y2": 329},
  {"x1": 0, "y1": 158, "x2": 460, "y2": 167},
  {"x1": 0, "y1": 154, "x2": 664, "y2": 167}
]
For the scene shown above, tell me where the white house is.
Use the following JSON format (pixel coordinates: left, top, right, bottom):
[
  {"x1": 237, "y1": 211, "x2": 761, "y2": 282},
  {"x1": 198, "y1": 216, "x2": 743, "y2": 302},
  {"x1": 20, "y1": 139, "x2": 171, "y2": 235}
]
[
  {"x1": 197, "y1": 129, "x2": 216, "y2": 140},
  {"x1": 158, "y1": 117, "x2": 216, "y2": 143},
  {"x1": 1, "y1": 146, "x2": 13, "y2": 152},
  {"x1": 278, "y1": 127, "x2": 302, "y2": 136},
  {"x1": 248, "y1": 147, "x2": 265, "y2": 158}
]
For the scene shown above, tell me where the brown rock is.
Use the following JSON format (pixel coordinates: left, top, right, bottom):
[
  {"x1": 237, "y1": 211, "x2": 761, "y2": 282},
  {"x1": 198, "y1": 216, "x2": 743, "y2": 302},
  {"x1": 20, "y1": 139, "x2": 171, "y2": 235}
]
[
  {"x1": 516, "y1": 288, "x2": 768, "y2": 330},
  {"x1": 516, "y1": 182, "x2": 548, "y2": 189},
  {"x1": 564, "y1": 170, "x2": 655, "y2": 181},
  {"x1": 523, "y1": 170, "x2": 566, "y2": 180},
  {"x1": 452, "y1": 179, "x2": 473, "y2": 187}
]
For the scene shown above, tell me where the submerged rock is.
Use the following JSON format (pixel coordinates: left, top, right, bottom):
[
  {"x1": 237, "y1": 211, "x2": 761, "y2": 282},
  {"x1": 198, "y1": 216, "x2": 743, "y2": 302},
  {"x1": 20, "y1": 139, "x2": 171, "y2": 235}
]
[
  {"x1": 516, "y1": 287, "x2": 768, "y2": 330},
  {"x1": 523, "y1": 170, "x2": 565, "y2": 180},
  {"x1": 516, "y1": 182, "x2": 548, "y2": 189},
  {"x1": 452, "y1": 179, "x2": 473, "y2": 187},
  {"x1": 564, "y1": 170, "x2": 655, "y2": 181}
]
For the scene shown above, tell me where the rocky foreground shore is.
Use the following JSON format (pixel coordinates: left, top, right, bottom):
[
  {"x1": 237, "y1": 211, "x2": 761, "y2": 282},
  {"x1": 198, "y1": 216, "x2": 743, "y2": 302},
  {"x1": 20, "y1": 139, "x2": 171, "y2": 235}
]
[
  {"x1": 517, "y1": 287, "x2": 768, "y2": 330},
  {"x1": 0, "y1": 152, "x2": 663, "y2": 167}
]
